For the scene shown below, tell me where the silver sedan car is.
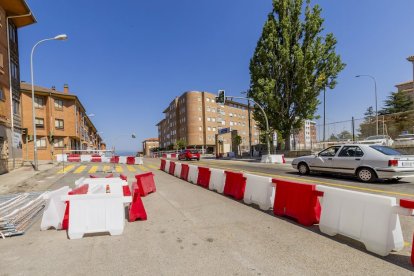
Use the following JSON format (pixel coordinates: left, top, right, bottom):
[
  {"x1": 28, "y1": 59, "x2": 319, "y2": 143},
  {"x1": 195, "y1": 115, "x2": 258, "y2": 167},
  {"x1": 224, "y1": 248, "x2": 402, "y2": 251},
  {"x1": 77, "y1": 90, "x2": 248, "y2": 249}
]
[{"x1": 292, "y1": 144, "x2": 414, "y2": 182}]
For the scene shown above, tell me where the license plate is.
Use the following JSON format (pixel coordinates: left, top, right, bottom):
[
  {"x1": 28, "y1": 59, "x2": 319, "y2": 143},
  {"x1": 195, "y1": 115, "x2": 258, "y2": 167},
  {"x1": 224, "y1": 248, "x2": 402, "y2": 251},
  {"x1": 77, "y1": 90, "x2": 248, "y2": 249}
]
[{"x1": 400, "y1": 161, "x2": 414, "y2": 167}]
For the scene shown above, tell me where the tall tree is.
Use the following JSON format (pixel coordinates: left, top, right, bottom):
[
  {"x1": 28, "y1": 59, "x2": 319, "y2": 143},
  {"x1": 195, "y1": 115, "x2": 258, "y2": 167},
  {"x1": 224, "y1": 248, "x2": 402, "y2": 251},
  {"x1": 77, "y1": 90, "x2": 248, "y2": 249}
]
[
  {"x1": 380, "y1": 91, "x2": 413, "y2": 115},
  {"x1": 249, "y1": 0, "x2": 345, "y2": 150}
]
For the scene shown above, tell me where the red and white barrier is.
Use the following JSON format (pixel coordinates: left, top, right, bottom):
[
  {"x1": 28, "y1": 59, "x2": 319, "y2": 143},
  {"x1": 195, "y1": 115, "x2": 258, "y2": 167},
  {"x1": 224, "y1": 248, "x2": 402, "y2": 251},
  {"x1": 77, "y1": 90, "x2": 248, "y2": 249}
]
[
  {"x1": 174, "y1": 162, "x2": 182, "y2": 177},
  {"x1": 260, "y1": 154, "x2": 285, "y2": 164},
  {"x1": 135, "y1": 172, "x2": 156, "y2": 197},
  {"x1": 56, "y1": 154, "x2": 143, "y2": 164},
  {"x1": 197, "y1": 167, "x2": 211, "y2": 188},
  {"x1": 40, "y1": 186, "x2": 70, "y2": 230},
  {"x1": 208, "y1": 168, "x2": 226, "y2": 193},
  {"x1": 169, "y1": 161, "x2": 176, "y2": 175},
  {"x1": 223, "y1": 171, "x2": 246, "y2": 200},
  {"x1": 244, "y1": 174, "x2": 274, "y2": 210},
  {"x1": 164, "y1": 160, "x2": 171, "y2": 173},
  {"x1": 188, "y1": 165, "x2": 198, "y2": 184},
  {"x1": 129, "y1": 182, "x2": 147, "y2": 221}
]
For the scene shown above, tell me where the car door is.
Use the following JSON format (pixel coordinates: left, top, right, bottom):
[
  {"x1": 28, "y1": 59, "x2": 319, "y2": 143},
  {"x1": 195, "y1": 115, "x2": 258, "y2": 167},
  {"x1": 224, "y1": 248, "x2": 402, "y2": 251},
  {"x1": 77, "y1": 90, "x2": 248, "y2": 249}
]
[
  {"x1": 309, "y1": 146, "x2": 341, "y2": 172},
  {"x1": 332, "y1": 146, "x2": 364, "y2": 174}
]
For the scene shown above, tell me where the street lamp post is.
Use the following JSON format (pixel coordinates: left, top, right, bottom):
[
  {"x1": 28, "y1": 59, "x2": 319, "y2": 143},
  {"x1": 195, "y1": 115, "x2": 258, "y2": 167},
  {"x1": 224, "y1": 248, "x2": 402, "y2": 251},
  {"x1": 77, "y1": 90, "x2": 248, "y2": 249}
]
[
  {"x1": 356, "y1": 74, "x2": 378, "y2": 136},
  {"x1": 31, "y1": 34, "x2": 68, "y2": 171}
]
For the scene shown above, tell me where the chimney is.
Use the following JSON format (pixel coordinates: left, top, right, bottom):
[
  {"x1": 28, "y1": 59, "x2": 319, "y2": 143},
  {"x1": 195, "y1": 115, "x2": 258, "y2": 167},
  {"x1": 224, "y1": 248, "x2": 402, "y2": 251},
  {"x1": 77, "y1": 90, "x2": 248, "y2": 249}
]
[
  {"x1": 51, "y1": 86, "x2": 56, "y2": 91},
  {"x1": 63, "y1": 84, "x2": 69, "y2": 94}
]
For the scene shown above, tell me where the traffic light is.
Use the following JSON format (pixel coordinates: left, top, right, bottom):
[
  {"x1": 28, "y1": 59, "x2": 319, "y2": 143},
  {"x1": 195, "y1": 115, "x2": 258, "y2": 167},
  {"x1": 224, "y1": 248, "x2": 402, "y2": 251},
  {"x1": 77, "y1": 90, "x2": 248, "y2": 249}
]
[{"x1": 216, "y1": 90, "x2": 226, "y2": 104}]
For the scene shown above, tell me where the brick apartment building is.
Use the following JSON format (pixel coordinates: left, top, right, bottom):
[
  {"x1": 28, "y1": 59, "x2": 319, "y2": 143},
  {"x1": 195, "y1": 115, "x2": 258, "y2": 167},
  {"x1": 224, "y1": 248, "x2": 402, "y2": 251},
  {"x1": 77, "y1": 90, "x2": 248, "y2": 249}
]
[
  {"x1": 0, "y1": 0, "x2": 36, "y2": 173},
  {"x1": 156, "y1": 91, "x2": 261, "y2": 154},
  {"x1": 291, "y1": 120, "x2": 317, "y2": 150},
  {"x1": 20, "y1": 83, "x2": 103, "y2": 161},
  {"x1": 142, "y1": 138, "x2": 159, "y2": 156}
]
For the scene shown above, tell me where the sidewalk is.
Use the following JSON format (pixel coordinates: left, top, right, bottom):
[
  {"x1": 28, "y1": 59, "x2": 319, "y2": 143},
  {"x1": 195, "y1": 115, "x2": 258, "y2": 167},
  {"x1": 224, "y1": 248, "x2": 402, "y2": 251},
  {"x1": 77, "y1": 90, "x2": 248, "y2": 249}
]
[
  {"x1": 0, "y1": 162, "x2": 58, "y2": 195},
  {"x1": 202, "y1": 156, "x2": 294, "y2": 164}
]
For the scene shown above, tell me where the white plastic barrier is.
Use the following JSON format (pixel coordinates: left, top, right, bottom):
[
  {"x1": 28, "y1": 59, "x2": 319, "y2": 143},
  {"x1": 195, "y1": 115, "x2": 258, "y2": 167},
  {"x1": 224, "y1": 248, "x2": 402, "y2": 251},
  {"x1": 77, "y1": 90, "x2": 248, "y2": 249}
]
[
  {"x1": 118, "y1": 156, "x2": 127, "y2": 164},
  {"x1": 80, "y1": 155, "x2": 92, "y2": 162},
  {"x1": 55, "y1": 154, "x2": 67, "y2": 162},
  {"x1": 317, "y1": 185, "x2": 407, "y2": 256},
  {"x1": 75, "y1": 177, "x2": 127, "y2": 192},
  {"x1": 40, "y1": 186, "x2": 70, "y2": 230},
  {"x1": 261, "y1": 154, "x2": 285, "y2": 164},
  {"x1": 188, "y1": 165, "x2": 198, "y2": 184},
  {"x1": 134, "y1": 157, "x2": 144, "y2": 165},
  {"x1": 243, "y1": 174, "x2": 274, "y2": 210},
  {"x1": 174, "y1": 162, "x2": 182, "y2": 177},
  {"x1": 164, "y1": 160, "x2": 171, "y2": 173},
  {"x1": 209, "y1": 168, "x2": 226, "y2": 193},
  {"x1": 101, "y1": 156, "x2": 111, "y2": 163},
  {"x1": 62, "y1": 192, "x2": 132, "y2": 239},
  {"x1": 166, "y1": 154, "x2": 171, "y2": 159}
]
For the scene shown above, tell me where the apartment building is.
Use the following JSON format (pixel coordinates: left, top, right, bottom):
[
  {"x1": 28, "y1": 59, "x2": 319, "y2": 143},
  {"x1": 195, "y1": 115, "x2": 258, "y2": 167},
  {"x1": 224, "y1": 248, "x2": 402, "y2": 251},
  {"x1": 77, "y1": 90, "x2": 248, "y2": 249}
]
[
  {"x1": 292, "y1": 120, "x2": 317, "y2": 150},
  {"x1": 157, "y1": 91, "x2": 260, "y2": 154},
  {"x1": 142, "y1": 138, "x2": 159, "y2": 156},
  {"x1": 0, "y1": 0, "x2": 36, "y2": 173},
  {"x1": 20, "y1": 83, "x2": 102, "y2": 161}
]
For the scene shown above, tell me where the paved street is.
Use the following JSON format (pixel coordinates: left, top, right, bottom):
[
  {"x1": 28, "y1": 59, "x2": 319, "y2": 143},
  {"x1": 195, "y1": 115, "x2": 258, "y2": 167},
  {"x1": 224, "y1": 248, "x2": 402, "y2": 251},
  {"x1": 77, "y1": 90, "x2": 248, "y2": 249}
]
[{"x1": 1, "y1": 158, "x2": 414, "y2": 274}]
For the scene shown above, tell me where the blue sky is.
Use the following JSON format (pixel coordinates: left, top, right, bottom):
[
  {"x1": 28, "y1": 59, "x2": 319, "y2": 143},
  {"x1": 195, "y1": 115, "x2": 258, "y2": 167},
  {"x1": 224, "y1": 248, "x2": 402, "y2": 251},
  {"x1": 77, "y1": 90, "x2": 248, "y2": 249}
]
[{"x1": 18, "y1": 0, "x2": 414, "y2": 151}]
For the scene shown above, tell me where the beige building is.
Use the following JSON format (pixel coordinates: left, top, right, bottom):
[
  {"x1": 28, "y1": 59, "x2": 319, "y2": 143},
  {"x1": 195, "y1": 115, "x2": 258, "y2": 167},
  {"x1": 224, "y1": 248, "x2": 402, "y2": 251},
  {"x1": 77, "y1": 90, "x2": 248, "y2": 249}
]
[
  {"x1": 142, "y1": 138, "x2": 159, "y2": 156},
  {"x1": 0, "y1": 0, "x2": 36, "y2": 173},
  {"x1": 156, "y1": 91, "x2": 260, "y2": 154},
  {"x1": 20, "y1": 83, "x2": 102, "y2": 161},
  {"x1": 292, "y1": 120, "x2": 317, "y2": 150}
]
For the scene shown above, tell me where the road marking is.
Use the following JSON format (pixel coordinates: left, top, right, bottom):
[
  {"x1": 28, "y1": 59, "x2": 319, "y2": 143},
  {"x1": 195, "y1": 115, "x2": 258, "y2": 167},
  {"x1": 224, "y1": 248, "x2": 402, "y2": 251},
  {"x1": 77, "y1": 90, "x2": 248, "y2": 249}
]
[
  {"x1": 127, "y1": 165, "x2": 136, "y2": 172},
  {"x1": 115, "y1": 165, "x2": 123, "y2": 173},
  {"x1": 88, "y1": 166, "x2": 98, "y2": 174},
  {"x1": 405, "y1": 241, "x2": 411, "y2": 247},
  {"x1": 103, "y1": 165, "x2": 111, "y2": 172},
  {"x1": 194, "y1": 161, "x2": 414, "y2": 198},
  {"x1": 74, "y1": 165, "x2": 87, "y2": 174},
  {"x1": 57, "y1": 165, "x2": 75, "y2": 174},
  {"x1": 147, "y1": 164, "x2": 159, "y2": 170},
  {"x1": 138, "y1": 165, "x2": 149, "y2": 172}
]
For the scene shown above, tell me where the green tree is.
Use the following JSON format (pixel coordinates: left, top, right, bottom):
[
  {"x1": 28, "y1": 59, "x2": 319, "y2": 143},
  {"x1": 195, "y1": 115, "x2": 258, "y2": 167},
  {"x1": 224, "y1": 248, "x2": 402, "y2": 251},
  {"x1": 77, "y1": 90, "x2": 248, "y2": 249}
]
[
  {"x1": 358, "y1": 106, "x2": 376, "y2": 139},
  {"x1": 248, "y1": 0, "x2": 345, "y2": 150},
  {"x1": 380, "y1": 91, "x2": 413, "y2": 115},
  {"x1": 175, "y1": 139, "x2": 187, "y2": 150},
  {"x1": 328, "y1": 133, "x2": 338, "y2": 141},
  {"x1": 337, "y1": 130, "x2": 352, "y2": 141},
  {"x1": 233, "y1": 135, "x2": 242, "y2": 157}
]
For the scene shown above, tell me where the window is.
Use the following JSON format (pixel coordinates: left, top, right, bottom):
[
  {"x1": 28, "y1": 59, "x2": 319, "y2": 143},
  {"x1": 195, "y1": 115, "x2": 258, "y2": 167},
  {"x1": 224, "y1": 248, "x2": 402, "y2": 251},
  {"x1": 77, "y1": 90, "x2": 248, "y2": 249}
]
[
  {"x1": 198, "y1": 117, "x2": 201, "y2": 121},
  {"x1": 53, "y1": 138, "x2": 65, "y2": 148},
  {"x1": 34, "y1": 97, "x2": 45, "y2": 108},
  {"x1": 35, "y1": 117, "x2": 44, "y2": 128},
  {"x1": 212, "y1": 118, "x2": 216, "y2": 122},
  {"x1": 370, "y1": 145, "x2": 403, "y2": 156},
  {"x1": 0, "y1": 88, "x2": 4, "y2": 101},
  {"x1": 54, "y1": 99, "x2": 64, "y2": 109},
  {"x1": 10, "y1": 62, "x2": 18, "y2": 80},
  {"x1": 338, "y1": 146, "x2": 364, "y2": 157},
  {"x1": 36, "y1": 137, "x2": 47, "y2": 148},
  {"x1": 13, "y1": 99, "x2": 19, "y2": 115},
  {"x1": 207, "y1": 117, "x2": 211, "y2": 122},
  {"x1": 319, "y1": 146, "x2": 341, "y2": 157},
  {"x1": 213, "y1": 127, "x2": 216, "y2": 131},
  {"x1": 230, "y1": 121, "x2": 234, "y2": 126},
  {"x1": 221, "y1": 121, "x2": 226, "y2": 126},
  {"x1": 198, "y1": 126, "x2": 202, "y2": 131},
  {"x1": 208, "y1": 127, "x2": 211, "y2": 131},
  {"x1": 55, "y1": 119, "x2": 64, "y2": 129},
  {"x1": 207, "y1": 98, "x2": 210, "y2": 102}
]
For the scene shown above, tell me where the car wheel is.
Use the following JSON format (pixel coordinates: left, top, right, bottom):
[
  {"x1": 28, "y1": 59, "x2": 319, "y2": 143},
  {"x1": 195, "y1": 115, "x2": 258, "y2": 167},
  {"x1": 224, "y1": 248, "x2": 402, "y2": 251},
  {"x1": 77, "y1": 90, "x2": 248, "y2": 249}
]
[
  {"x1": 357, "y1": 167, "x2": 377, "y2": 183},
  {"x1": 298, "y1": 162, "x2": 310, "y2": 175},
  {"x1": 197, "y1": 158, "x2": 200, "y2": 161}
]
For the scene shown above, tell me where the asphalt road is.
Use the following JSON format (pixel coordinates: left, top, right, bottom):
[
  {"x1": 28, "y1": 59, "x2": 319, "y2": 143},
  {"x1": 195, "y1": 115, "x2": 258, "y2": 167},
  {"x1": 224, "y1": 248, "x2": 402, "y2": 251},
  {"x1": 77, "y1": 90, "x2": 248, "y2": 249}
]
[{"x1": 1, "y1": 158, "x2": 414, "y2": 275}]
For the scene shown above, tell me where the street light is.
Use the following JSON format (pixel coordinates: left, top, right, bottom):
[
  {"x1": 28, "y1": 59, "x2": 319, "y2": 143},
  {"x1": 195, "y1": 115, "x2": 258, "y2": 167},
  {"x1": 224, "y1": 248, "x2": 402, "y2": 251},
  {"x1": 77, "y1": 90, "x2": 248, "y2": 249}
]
[
  {"x1": 31, "y1": 34, "x2": 68, "y2": 171},
  {"x1": 356, "y1": 74, "x2": 378, "y2": 136}
]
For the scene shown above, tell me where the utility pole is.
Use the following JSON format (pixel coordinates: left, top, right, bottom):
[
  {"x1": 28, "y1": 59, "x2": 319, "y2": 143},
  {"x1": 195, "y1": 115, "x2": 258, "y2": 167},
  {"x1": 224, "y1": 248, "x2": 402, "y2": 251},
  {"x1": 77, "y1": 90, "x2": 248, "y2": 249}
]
[{"x1": 248, "y1": 100, "x2": 253, "y2": 157}]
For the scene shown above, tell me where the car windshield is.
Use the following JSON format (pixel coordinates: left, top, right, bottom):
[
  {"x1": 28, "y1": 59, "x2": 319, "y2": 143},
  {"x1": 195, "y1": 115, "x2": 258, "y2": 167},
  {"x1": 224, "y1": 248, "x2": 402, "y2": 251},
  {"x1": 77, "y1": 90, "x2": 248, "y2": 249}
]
[
  {"x1": 370, "y1": 145, "x2": 403, "y2": 156},
  {"x1": 189, "y1": 150, "x2": 198, "y2": 154}
]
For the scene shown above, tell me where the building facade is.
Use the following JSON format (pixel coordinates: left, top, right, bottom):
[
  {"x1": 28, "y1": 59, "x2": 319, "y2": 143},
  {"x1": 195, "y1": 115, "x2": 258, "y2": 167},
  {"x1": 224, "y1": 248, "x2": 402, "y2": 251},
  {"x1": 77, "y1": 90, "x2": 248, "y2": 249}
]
[
  {"x1": 156, "y1": 91, "x2": 260, "y2": 154},
  {"x1": 291, "y1": 120, "x2": 317, "y2": 150},
  {"x1": 0, "y1": 0, "x2": 36, "y2": 173},
  {"x1": 142, "y1": 138, "x2": 159, "y2": 156},
  {"x1": 20, "y1": 83, "x2": 102, "y2": 161}
]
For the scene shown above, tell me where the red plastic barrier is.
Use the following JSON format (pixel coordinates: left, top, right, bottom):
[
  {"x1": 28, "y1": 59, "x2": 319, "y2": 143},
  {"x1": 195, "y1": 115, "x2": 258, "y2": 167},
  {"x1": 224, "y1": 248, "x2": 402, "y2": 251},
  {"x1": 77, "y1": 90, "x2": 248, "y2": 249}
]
[
  {"x1": 171, "y1": 153, "x2": 176, "y2": 158},
  {"x1": 68, "y1": 154, "x2": 80, "y2": 162},
  {"x1": 126, "y1": 156, "x2": 135, "y2": 165},
  {"x1": 91, "y1": 154, "x2": 101, "y2": 162},
  {"x1": 197, "y1": 167, "x2": 211, "y2": 188},
  {"x1": 129, "y1": 182, "x2": 147, "y2": 221},
  {"x1": 180, "y1": 164, "x2": 189, "y2": 181},
  {"x1": 271, "y1": 179, "x2": 322, "y2": 226},
  {"x1": 135, "y1": 172, "x2": 156, "y2": 197},
  {"x1": 120, "y1": 174, "x2": 127, "y2": 181},
  {"x1": 110, "y1": 156, "x2": 119, "y2": 163},
  {"x1": 223, "y1": 171, "x2": 246, "y2": 200},
  {"x1": 89, "y1": 175, "x2": 97, "y2": 178},
  {"x1": 162, "y1": 154, "x2": 167, "y2": 158},
  {"x1": 169, "y1": 161, "x2": 176, "y2": 175},
  {"x1": 62, "y1": 184, "x2": 89, "y2": 230},
  {"x1": 123, "y1": 185, "x2": 132, "y2": 197},
  {"x1": 89, "y1": 173, "x2": 114, "y2": 178},
  {"x1": 105, "y1": 173, "x2": 114, "y2": 178},
  {"x1": 160, "y1": 159, "x2": 166, "y2": 171},
  {"x1": 399, "y1": 199, "x2": 414, "y2": 266}
]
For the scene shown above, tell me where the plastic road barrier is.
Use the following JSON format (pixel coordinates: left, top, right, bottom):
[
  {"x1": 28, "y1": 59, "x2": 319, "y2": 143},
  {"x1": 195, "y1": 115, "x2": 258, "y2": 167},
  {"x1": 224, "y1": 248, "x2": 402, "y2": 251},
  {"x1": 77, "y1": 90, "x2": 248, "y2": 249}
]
[
  {"x1": 169, "y1": 161, "x2": 176, "y2": 175},
  {"x1": 160, "y1": 159, "x2": 166, "y2": 171},
  {"x1": 80, "y1": 155, "x2": 92, "y2": 162},
  {"x1": 68, "y1": 154, "x2": 81, "y2": 162},
  {"x1": 317, "y1": 185, "x2": 411, "y2": 256},
  {"x1": 119, "y1": 156, "x2": 127, "y2": 164},
  {"x1": 129, "y1": 182, "x2": 148, "y2": 222},
  {"x1": 223, "y1": 171, "x2": 246, "y2": 200},
  {"x1": 91, "y1": 155, "x2": 102, "y2": 162},
  {"x1": 208, "y1": 168, "x2": 226, "y2": 193},
  {"x1": 399, "y1": 199, "x2": 414, "y2": 265},
  {"x1": 40, "y1": 186, "x2": 70, "y2": 230},
  {"x1": 62, "y1": 184, "x2": 89, "y2": 230},
  {"x1": 123, "y1": 185, "x2": 132, "y2": 197},
  {"x1": 162, "y1": 154, "x2": 167, "y2": 158},
  {"x1": 166, "y1": 154, "x2": 171, "y2": 159},
  {"x1": 188, "y1": 165, "x2": 199, "y2": 184},
  {"x1": 244, "y1": 174, "x2": 274, "y2": 210},
  {"x1": 260, "y1": 154, "x2": 285, "y2": 164},
  {"x1": 101, "y1": 156, "x2": 111, "y2": 163},
  {"x1": 126, "y1": 156, "x2": 135, "y2": 165},
  {"x1": 174, "y1": 162, "x2": 182, "y2": 177},
  {"x1": 63, "y1": 189, "x2": 132, "y2": 239},
  {"x1": 56, "y1": 154, "x2": 67, "y2": 162},
  {"x1": 110, "y1": 156, "x2": 119, "y2": 163},
  {"x1": 135, "y1": 172, "x2": 156, "y2": 197},
  {"x1": 180, "y1": 164, "x2": 189, "y2": 181},
  {"x1": 164, "y1": 160, "x2": 171, "y2": 173},
  {"x1": 197, "y1": 167, "x2": 211, "y2": 188},
  {"x1": 134, "y1": 157, "x2": 144, "y2": 165},
  {"x1": 120, "y1": 174, "x2": 127, "y2": 181},
  {"x1": 75, "y1": 177, "x2": 127, "y2": 191},
  {"x1": 171, "y1": 153, "x2": 176, "y2": 159},
  {"x1": 272, "y1": 179, "x2": 322, "y2": 226}
]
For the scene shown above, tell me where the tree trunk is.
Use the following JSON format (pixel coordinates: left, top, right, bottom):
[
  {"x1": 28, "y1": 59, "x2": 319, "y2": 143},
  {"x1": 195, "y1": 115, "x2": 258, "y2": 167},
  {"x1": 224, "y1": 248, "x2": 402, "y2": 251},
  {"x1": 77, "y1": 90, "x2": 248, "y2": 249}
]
[{"x1": 283, "y1": 132, "x2": 291, "y2": 151}]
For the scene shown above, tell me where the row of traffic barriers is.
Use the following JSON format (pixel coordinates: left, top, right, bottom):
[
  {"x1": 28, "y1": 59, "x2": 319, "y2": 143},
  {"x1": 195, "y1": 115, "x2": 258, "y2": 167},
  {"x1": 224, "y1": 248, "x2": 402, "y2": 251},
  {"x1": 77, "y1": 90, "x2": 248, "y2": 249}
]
[
  {"x1": 56, "y1": 154, "x2": 144, "y2": 165},
  {"x1": 160, "y1": 159, "x2": 414, "y2": 264},
  {"x1": 40, "y1": 173, "x2": 156, "y2": 239}
]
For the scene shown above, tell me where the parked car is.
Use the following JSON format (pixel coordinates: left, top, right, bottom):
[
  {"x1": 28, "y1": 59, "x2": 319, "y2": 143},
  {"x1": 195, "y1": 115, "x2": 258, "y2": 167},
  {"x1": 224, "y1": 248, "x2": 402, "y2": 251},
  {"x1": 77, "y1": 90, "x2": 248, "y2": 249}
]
[
  {"x1": 178, "y1": 149, "x2": 200, "y2": 161},
  {"x1": 358, "y1": 135, "x2": 394, "y2": 146},
  {"x1": 292, "y1": 144, "x2": 414, "y2": 182},
  {"x1": 394, "y1": 134, "x2": 414, "y2": 147}
]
